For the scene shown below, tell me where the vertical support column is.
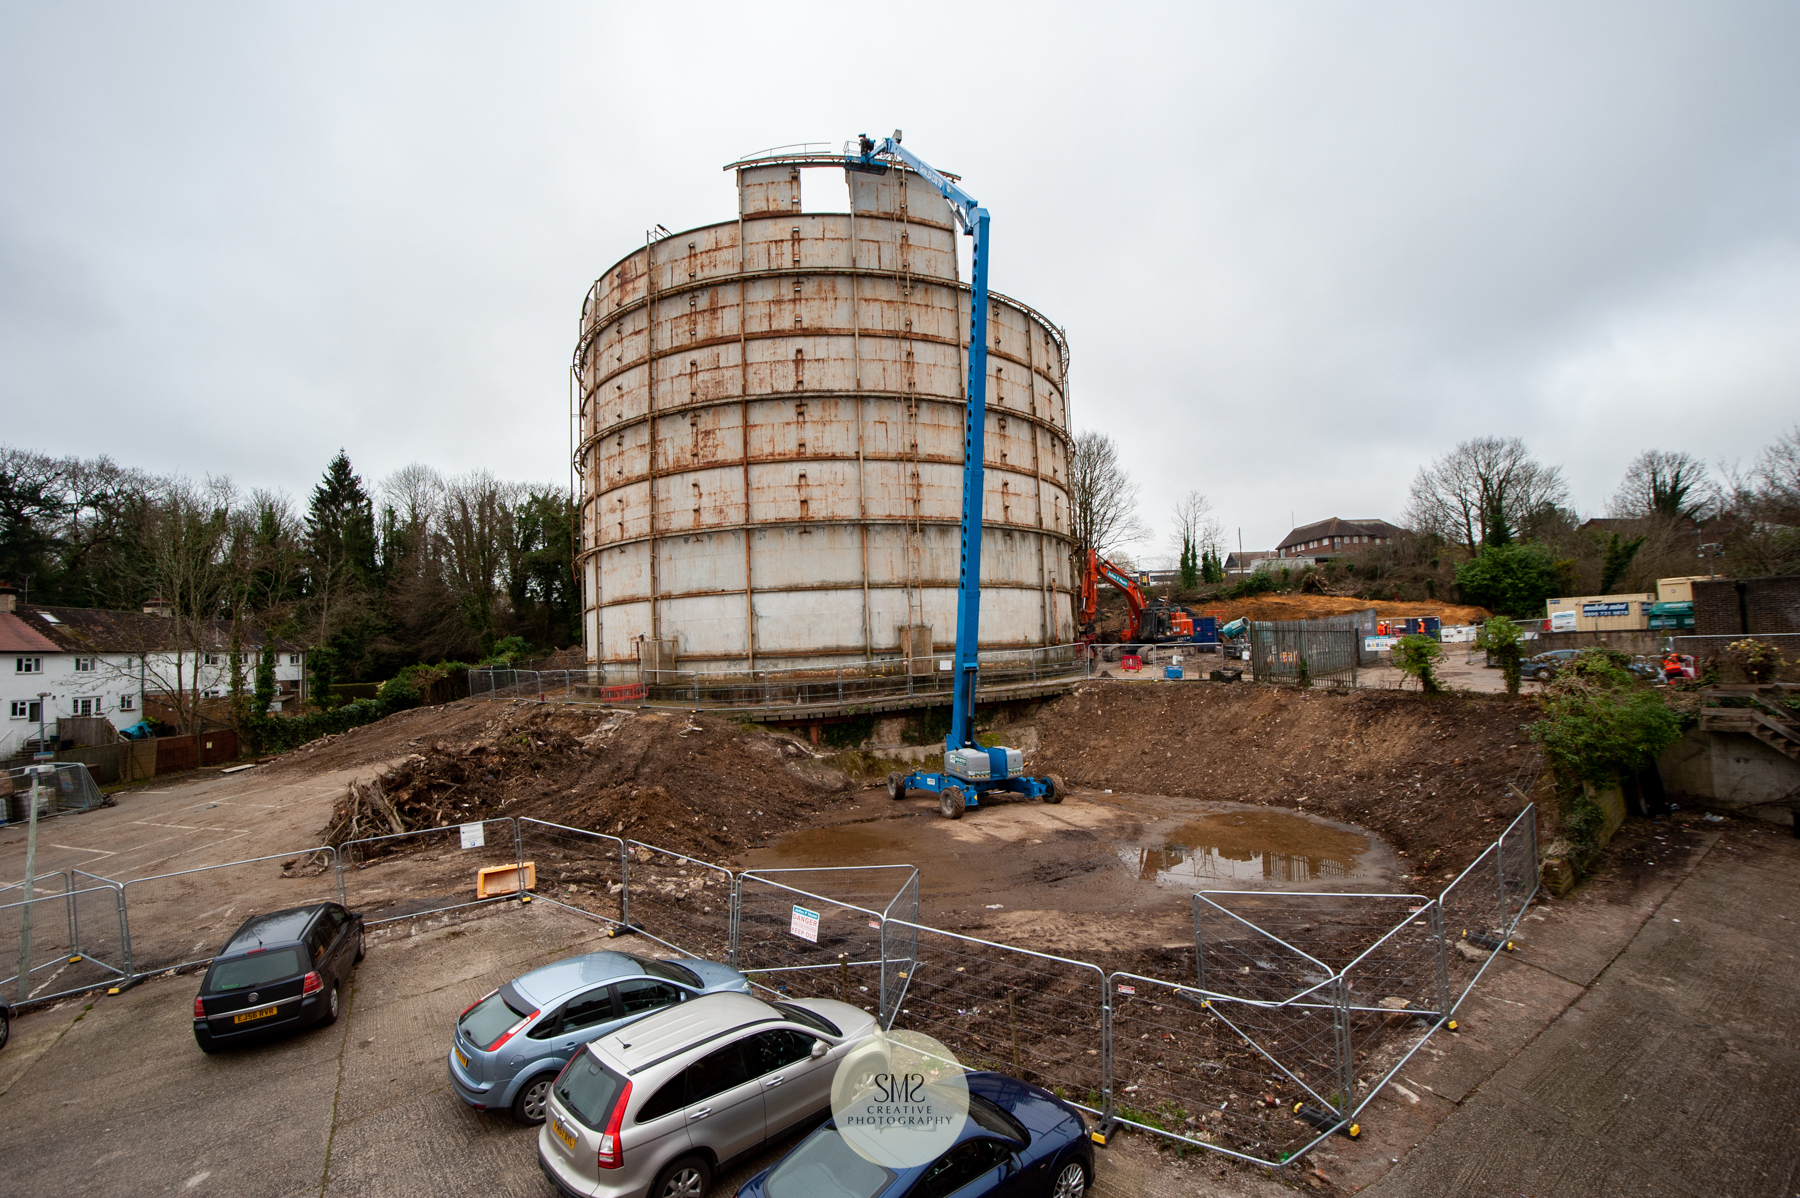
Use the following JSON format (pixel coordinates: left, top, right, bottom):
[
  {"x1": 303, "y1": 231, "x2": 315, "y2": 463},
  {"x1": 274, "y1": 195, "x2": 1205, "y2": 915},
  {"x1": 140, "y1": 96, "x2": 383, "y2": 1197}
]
[
  {"x1": 1332, "y1": 974, "x2": 1357, "y2": 1115},
  {"x1": 736, "y1": 190, "x2": 756, "y2": 671},
  {"x1": 850, "y1": 202, "x2": 872, "y2": 658},
  {"x1": 946, "y1": 210, "x2": 991, "y2": 752},
  {"x1": 645, "y1": 235, "x2": 662, "y2": 642},
  {"x1": 1429, "y1": 899, "x2": 1452, "y2": 1019}
]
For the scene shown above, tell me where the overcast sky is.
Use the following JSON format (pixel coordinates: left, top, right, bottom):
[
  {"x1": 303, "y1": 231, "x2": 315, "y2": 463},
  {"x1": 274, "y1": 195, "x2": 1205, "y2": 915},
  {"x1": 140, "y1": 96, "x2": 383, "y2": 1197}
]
[{"x1": 4, "y1": 2, "x2": 1797, "y2": 560}]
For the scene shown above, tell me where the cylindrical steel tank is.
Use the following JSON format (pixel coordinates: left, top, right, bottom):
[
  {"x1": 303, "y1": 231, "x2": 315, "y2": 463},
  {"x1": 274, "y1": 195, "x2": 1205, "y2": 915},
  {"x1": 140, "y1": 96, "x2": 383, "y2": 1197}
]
[{"x1": 573, "y1": 148, "x2": 1076, "y2": 681}]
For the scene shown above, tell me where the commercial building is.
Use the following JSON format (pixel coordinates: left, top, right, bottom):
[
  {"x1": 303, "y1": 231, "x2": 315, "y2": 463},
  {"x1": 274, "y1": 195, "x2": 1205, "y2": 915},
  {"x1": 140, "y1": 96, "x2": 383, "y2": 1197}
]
[{"x1": 1275, "y1": 518, "x2": 1404, "y2": 564}]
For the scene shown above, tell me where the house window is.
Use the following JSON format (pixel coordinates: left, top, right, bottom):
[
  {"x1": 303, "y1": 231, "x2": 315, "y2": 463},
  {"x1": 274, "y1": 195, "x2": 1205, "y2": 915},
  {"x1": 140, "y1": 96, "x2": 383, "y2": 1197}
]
[
  {"x1": 74, "y1": 657, "x2": 96, "y2": 672},
  {"x1": 119, "y1": 694, "x2": 136, "y2": 712},
  {"x1": 73, "y1": 698, "x2": 96, "y2": 716},
  {"x1": 288, "y1": 654, "x2": 301, "y2": 665},
  {"x1": 15, "y1": 656, "x2": 42, "y2": 674},
  {"x1": 9, "y1": 700, "x2": 40, "y2": 720},
  {"x1": 203, "y1": 653, "x2": 220, "y2": 666}
]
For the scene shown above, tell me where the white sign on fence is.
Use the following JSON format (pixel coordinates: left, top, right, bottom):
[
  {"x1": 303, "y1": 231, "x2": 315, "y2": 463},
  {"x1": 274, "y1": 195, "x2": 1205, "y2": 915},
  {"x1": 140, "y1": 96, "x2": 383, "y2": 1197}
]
[
  {"x1": 460, "y1": 822, "x2": 486, "y2": 850},
  {"x1": 790, "y1": 905, "x2": 820, "y2": 943},
  {"x1": 1363, "y1": 636, "x2": 1397, "y2": 652}
]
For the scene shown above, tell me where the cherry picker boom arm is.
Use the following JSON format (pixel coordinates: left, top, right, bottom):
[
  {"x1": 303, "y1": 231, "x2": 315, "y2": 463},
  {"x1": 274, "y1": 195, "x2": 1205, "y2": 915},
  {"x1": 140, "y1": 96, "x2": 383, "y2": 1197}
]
[
  {"x1": 855, "y1": 131, "x2": 1060, "y2": 817},
  {"x1": 852, "y1": 132, "x2": 989, "y2": 754}
]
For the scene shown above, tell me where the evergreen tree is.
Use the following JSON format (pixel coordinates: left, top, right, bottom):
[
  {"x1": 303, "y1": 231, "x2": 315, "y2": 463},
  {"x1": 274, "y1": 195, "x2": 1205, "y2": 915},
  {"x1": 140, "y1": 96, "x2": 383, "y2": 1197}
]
[{"x1": 1179, "y1": 535, "x2": 1199, "y2": 590}]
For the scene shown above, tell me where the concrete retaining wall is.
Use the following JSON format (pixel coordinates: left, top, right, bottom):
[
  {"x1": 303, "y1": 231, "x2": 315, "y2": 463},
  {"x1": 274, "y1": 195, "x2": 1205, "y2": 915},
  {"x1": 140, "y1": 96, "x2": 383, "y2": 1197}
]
[{"x1": 1658, "y1": 727, "x2": 1800, "y2": 825}]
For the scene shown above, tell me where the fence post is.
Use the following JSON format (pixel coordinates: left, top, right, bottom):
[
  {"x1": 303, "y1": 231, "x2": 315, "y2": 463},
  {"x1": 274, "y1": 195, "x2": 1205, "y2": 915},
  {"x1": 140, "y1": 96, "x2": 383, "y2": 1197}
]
[
  {"x1": 1100, "y1": 974, "x2": 1114, "y2": 1126},
  {"x1": 1429, "y1": 900, "x2": 1451, "y2": 1019},
  {"x1": 1496, "y1": 834, "x2": 1510, "y2": 932},
  {"x1": 1332, "y1": 975, "x2": 1356, "y2": 1115},
  {"x1": 620, "y1": 839, "x2": 632, "y2": 931}
]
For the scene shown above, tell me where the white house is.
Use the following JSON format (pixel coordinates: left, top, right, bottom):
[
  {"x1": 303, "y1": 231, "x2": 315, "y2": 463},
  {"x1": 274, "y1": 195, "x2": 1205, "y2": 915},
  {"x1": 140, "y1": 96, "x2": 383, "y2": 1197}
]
[{"x1": 0, "y1": 585, "x2": 305, "y2": 758}]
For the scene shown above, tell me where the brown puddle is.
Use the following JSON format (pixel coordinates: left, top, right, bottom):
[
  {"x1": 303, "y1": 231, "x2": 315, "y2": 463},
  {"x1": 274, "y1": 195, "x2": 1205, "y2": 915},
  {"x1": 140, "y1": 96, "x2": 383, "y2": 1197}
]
[{"x1": 1124, "y1": 809, "x2": 1371, "y2": 886}]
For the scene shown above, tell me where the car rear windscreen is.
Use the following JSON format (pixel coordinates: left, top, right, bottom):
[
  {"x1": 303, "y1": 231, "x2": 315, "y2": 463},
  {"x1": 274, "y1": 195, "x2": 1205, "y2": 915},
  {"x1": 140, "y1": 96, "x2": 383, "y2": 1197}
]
[
  {"x1": 460, "y1": 991, "x2": 533, "y2": 1050},
  {"x1": 554, "y1": 1051, "x2": 628, "y2": 1130},
  {"x1": 622, "y1": 953, "x2": 701, "y2": 989},
  {"x1": 205, "y1": 948, "x2": 306, "y2": 992},
  {"x1": 767, "y1": 1127, "x2": 895, "y2": 1198},
  {"x1": 773, "y1": 1001, "x2": 842, "y2": 1037}
]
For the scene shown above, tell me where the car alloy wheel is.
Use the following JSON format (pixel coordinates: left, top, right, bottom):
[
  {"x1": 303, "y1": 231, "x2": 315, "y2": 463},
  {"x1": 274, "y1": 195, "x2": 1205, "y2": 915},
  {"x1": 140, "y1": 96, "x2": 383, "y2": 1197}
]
[
  {"x1": 514, "y1": 1073, "x2": 556, "y2": 1124},
  {"x1": 1052, "y1": 1161, "x2": 1087, "y2": 1197},
  {"x1": 655, "y1": 1157, "x2": 710, "y2": 1198}
]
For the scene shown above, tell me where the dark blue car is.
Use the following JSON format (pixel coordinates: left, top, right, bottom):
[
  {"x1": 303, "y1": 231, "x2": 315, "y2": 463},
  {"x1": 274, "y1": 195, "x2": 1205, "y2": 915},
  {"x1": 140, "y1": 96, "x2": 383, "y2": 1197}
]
[{"x1": 737, "y1": 1072, "x2": 1093, "y2": 1198}]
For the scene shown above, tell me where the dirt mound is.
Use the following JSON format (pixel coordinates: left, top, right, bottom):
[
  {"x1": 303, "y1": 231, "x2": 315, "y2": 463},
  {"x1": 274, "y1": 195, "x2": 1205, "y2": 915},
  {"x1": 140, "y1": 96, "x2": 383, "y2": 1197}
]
[
  {"x1": 1210, "y1": 593, "x2": 1491, "y2": 625},
  {"x1": 263, "y1": 698, "x2": 507, "y2": 774},
  {"x1": 1030, "y1": 682, "x2": 1549, "y2": 879},
  {"x1": 317, "y1": 703, "x2": 851, "y2": 857}
]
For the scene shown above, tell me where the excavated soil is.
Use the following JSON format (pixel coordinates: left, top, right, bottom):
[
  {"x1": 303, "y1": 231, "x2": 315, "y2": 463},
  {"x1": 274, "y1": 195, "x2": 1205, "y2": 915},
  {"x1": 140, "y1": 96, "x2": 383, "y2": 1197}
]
[
  {"x1": 1027, "y1": 682, "x2": 1550, "y2": 884},
  {"x1": 309, "y1": 701, "x2": 851, "y2": 858}
]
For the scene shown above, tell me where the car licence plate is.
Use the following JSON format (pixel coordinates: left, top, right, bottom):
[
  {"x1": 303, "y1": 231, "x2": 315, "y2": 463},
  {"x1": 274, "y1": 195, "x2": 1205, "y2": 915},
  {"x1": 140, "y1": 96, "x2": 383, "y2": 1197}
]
[
  {"x1": 233, "y1": 1004, "x2": 278, "y2": 1024},
  {"x1": 455, "y1": 1045, "x2": 469, "y2": 1070},
  {"x1": 552, "y1": 1118, "x2": 577, "y2": 1151}
]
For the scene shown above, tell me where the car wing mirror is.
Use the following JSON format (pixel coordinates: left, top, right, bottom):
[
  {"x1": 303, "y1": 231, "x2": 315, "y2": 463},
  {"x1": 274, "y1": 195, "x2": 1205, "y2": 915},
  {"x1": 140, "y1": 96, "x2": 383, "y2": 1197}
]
[{"x1": 810, "y1": 1039, "x2": 829, "y2": 1059}]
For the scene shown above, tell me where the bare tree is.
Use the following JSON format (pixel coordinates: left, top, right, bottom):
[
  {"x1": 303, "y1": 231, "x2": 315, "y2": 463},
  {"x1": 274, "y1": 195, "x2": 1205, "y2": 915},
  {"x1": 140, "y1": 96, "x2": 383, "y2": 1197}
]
[
  {"x1": 1721, "y1": 425, "x2": 1800, "y2": 575},
  {"x1": 1609, "y1": 449, "x2": 1714, "y2": 520},
  {"x1": 1405, "y1": 436, "x2": 1569, "y2": 551},
  {"x1": 1068, "y1": 430, "x2": 1148, "y2": 558}
]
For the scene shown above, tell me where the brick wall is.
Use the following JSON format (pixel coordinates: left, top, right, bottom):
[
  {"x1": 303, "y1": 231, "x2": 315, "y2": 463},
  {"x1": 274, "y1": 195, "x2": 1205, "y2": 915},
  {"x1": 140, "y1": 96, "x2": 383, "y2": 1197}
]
[{"x1": 1691, "y1": 575, "x2": 1800, "y2": 636}]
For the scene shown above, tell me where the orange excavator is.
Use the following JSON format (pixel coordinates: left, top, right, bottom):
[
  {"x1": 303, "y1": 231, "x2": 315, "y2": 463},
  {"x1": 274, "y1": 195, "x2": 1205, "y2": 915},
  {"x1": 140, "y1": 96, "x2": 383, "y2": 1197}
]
[{"x1": 1079, "y1": 548, "x2": 1217, "y2": 645}]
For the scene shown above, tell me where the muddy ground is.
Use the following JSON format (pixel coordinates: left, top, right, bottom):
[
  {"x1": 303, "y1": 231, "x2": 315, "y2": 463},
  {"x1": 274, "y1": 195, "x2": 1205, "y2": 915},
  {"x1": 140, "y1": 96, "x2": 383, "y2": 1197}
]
[{"x1": 1026, "y1": 682, "x2": 1551, "y2": 886}]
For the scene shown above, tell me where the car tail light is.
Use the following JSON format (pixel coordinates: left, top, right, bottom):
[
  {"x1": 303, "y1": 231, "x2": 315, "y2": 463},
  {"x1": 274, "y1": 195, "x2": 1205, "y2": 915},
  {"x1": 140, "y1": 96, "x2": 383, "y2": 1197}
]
[
  {"x1": 596, "y1": 1081, "x2": 633, "y2": 1170},
  {"x1": 302, "y1": 971, "x2": 323, "y2": 996},
  {"x1": 193, "y1": 997, "x2": 206, "y2": 1019},
  {"x1": 460, "y1": 988, "x2": 497, "y2": 1019},
  {"x1": 487, "y1": 1010, "x2": 537, "y2": 1052}
]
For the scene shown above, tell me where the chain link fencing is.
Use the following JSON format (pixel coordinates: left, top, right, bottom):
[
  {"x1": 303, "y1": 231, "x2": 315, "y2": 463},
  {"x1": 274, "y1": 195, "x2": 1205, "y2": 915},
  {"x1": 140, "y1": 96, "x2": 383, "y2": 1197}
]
[
  {"x1": 338, "y1": 818, "x2": 520, "y2": 927},
  {"x1": 117, "y1": 848, "x2": 342, "y2": 975},
  {"x1": 620, "y1": 839, "x2": 735, "y2": 961},
  {"x1": 1, "y1": 798, "x2": 1538, "y2": 1177},
  {"x1": 882, "y1": 922, "x2": 1111, "y2": 1120},
  {"x1": 732, "y1": 867, "x2": 918, "y2": 1023},
  {"x1": 517, "y1": 818, "x2": 627, "y2": 929}
]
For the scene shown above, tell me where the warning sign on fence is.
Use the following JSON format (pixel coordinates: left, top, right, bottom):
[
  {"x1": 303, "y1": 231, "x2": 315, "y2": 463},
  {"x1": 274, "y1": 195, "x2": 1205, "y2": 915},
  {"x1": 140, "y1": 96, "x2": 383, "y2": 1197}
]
[
  {"x1": 790, "y1": 905, "x2": 820, "y2": 943},
  {"x1": 460, "y1": 822, "x2": 485, "y2": 849}
]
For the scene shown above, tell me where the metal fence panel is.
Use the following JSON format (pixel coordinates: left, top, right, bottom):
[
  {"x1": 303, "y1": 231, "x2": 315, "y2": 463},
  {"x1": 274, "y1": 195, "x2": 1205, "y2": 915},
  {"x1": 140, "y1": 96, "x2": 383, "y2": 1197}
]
[
  {"x1": 3, "y1": 762, "x2": 108, "y2": 823},
  {"x1": 338, "y1": 818, "x2": 519, "y2": 927},
  {"x1": 517, "y1": 818, "x2": 626, "y2": 929},
  {"x1": 1105, "y1": 970, "x2": 1339, "y2": 1166},
  {"x1": 883, "y1": 921, "x2": 1109, "y2": 1117},
  {"x1": 733, "y1": 867, "x2": 917, "y2": 1021},
  {"x1": 1249, "y1": 622, "x2": 1357, "y2": 685},
  {"x1": 621, "y1": 840, "x2": 734, "y2": 961},
  {"x1": 69, "y1": 872, "x2": 131, "y2": 980},
  {"x1": 118, "y1": 847, "x2": 342, "y2": 975},
  {"x1": 2, "y1": 886, "x2": 131, "y2": 1004}
]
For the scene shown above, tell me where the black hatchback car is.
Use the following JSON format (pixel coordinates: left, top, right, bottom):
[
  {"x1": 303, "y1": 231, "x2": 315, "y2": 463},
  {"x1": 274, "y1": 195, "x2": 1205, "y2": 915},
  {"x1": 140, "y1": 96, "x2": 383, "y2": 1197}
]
[{"x1": 193, "y1": 902, "x2": 364, "y2": 1053}]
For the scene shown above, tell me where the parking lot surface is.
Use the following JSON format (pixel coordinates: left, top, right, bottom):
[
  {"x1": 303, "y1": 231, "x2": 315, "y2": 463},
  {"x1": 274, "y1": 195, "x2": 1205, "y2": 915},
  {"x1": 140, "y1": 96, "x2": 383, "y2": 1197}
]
[{"x1": 0, "y1": 900, "x2": 836, "y2": 1198}]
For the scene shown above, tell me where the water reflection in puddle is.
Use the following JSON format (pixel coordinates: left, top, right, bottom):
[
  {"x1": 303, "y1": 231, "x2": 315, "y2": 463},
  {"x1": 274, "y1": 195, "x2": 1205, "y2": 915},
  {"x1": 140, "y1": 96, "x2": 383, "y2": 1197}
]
[{"x1": 1123, "y1": 810, "x2": 1371, "y2": 886}]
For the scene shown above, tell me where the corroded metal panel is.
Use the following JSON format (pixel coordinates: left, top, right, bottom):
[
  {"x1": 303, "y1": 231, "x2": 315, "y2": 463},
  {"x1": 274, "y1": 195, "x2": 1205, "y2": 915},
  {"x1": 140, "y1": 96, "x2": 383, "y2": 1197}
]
[{"x1": 739, "y1": 164, "x2": 801, "y2": 216}]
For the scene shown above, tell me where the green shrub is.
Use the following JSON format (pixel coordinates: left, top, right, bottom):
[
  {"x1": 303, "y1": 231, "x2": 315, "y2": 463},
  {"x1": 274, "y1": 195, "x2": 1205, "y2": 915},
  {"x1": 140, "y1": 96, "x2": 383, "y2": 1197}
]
[
  {"x1": 1528, "y1": 651, "x2": 1681, "y2": 786},
  {"x1": 1474, "y1": 615, "x2": 1525, "y2": 696},
  {"x1": 1393, "y1": 634, "x2": 1444, "y2": 694},
  {"x1": 1454, "y1": 542, "x2": 1563, "y2": 617}
]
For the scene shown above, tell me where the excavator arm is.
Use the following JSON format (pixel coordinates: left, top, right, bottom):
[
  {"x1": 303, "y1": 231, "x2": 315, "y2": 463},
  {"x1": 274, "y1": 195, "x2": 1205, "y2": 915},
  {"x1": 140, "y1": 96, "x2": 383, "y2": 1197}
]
[{"x1": 1080, "y1": 548, "x2": 1147, "y2": 641}]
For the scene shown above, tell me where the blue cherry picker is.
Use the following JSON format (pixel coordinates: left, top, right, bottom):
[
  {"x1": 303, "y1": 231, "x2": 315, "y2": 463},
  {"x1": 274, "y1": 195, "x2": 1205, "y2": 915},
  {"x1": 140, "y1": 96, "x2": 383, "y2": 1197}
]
[{"x1": 851, "y1": 131, "x2": 1065, "y2": 821}]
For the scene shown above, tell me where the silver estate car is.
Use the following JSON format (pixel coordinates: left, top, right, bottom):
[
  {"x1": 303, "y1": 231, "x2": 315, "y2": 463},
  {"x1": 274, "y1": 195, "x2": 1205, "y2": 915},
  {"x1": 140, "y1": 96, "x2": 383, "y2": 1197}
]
[
  {"x1": 537, "y1": 990, "x2": 881, "y2": 1198},
  {"x1": 450, "y1": 951, "x2": 750, "y2": 1124}
]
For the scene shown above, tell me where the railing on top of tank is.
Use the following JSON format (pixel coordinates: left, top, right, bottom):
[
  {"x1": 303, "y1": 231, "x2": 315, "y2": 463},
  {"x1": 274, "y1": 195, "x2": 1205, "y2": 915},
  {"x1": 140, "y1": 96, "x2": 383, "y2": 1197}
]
[{"x1": 467, "y1": 644, "x2": 1091, "y2": 710}]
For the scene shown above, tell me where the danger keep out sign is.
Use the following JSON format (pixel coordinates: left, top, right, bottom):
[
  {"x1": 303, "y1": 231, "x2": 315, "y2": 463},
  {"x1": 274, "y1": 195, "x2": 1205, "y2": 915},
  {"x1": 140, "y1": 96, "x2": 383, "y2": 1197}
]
[{"x1": 790, "y1": 905, "x2": 821, "y2": 943}]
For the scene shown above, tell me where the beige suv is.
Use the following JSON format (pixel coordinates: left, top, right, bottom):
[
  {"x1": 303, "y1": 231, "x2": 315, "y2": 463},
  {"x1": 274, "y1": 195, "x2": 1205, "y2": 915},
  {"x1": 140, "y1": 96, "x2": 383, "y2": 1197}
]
[{"x1": 537, "y1": 991, "x2": 881, "y2": 1198}]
